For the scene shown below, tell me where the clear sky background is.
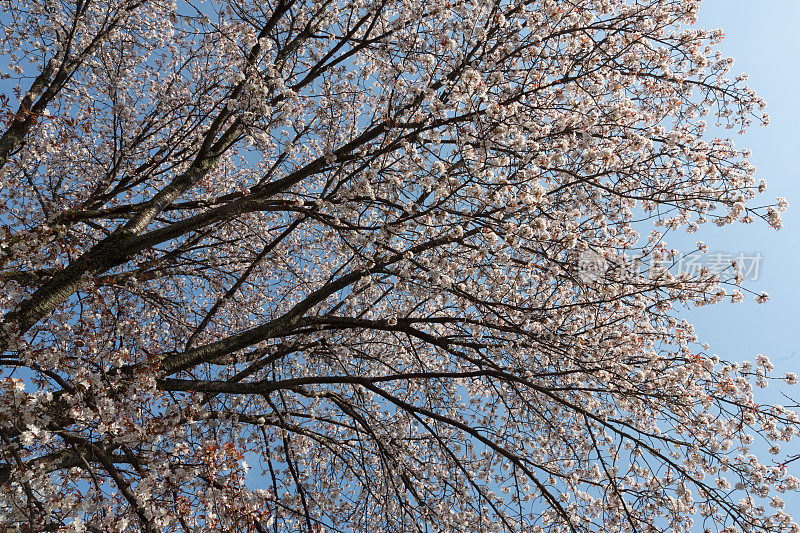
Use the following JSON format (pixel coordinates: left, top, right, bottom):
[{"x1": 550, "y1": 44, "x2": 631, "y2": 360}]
[
  {"x1": 684, "y1": 0, "x2": 800, "y2": 514},
  {"x1": 691, "y1": 1, "x2": 800, "y2": 368},
  {"x1": 689, "y1": 1, "x2": 799, "y2": 412}
]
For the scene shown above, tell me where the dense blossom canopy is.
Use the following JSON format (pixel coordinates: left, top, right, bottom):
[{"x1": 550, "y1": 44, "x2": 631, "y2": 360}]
[{"x1": 0, "y1": 0, "x2": 797, "y2": 531}]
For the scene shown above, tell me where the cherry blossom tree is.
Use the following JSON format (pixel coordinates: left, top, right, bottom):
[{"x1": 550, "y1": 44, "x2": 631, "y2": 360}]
[{"x1": 0, "y1": 0, "x2": 797, "y2": 531}]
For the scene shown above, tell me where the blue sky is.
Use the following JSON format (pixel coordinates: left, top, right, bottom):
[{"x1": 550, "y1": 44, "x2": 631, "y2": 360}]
[
  {"x1": 678, "y1": 0, "x2": 800, "y2": 513},
  {"x1": 688, "y1": 1, "x2": 800, "y2": 404}
]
